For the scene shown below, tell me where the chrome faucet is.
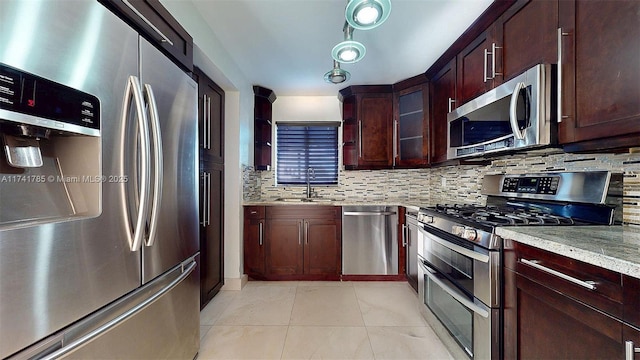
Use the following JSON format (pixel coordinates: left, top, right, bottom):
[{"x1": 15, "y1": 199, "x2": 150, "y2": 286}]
[{"x1": 306, "y1": 167, "x2": 315, "y2": 198}]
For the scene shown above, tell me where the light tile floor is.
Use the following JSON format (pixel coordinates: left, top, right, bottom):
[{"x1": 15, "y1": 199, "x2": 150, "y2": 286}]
[{"x1": 198, "y1": 281, "x2": 453, "y2": 360}]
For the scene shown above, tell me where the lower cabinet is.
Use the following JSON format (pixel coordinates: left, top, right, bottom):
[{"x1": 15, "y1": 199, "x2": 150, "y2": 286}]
[
  {"x1": 244, "y1": 206, "x2": 341, "y2": 280},
  {"x1": 504, "y1": 240, "x2": 640, "y2": 359}
]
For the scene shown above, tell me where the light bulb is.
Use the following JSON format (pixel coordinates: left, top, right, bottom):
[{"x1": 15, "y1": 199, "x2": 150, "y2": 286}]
[
  {"x1": 339, "y1": 48, "x2": 358, "y2": 62},
  {"x1": 355, "y1": 5, "x2": 380, "y2": 25}
]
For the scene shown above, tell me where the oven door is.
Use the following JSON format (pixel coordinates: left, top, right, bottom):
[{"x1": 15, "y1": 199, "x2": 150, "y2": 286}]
[{"x1": 418, "y1": 256, "x2": 498, "y2": 359}]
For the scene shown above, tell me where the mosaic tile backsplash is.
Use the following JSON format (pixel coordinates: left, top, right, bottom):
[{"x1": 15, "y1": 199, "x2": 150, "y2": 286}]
[{"x1": 243, "y1": 152, "x2": 640, "y2": 225}]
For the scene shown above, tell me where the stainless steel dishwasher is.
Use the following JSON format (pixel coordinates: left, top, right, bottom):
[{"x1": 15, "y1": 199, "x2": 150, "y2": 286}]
[{"x1": 342, "y1": 206, "x2": 398, "y2": 275}]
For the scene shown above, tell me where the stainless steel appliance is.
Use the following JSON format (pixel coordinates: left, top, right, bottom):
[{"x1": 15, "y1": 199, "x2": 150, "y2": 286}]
[
  {"x1": 0, "y1": 1, "x2": 199, "y2": 358},
  {"x1": 447, "y1": 64, "x2": 556, "y2": 160},
  {"x1": 417, "y1": 171, "x2": 621, "y2": 359},
  {"x1": 342, "y1": 206, "x2": 398, "y2": 275},
  {"x1": 403, "y1": 209, "x2": 419, "y2": 291}
]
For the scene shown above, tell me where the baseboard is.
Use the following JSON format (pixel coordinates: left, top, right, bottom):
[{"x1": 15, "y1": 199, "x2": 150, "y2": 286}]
[{"x1": 220, "y1": 275, "x2": 249, "y2": 291}]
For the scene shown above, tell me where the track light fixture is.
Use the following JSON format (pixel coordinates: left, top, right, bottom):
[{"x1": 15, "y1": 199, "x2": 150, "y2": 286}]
[
  {"x1": 324, "y1": 60, "x2": 351, "y2": 84},
  {"x1": 331, "y1": 24, "x2": 366, "y2": 64},
  {"x1": 345, "y1": 0, "x2": 392, "y2": 30}
]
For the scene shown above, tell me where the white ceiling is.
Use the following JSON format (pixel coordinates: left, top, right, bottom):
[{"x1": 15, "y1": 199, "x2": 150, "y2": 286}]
[{"x1": 188, "y1": 0, "x2": 493, "y2": 96}]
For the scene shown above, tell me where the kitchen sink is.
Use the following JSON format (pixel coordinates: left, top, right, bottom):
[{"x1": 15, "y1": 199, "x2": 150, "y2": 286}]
[{"x1": 275, "y1": 197, "x2": 335, "y2": 203}]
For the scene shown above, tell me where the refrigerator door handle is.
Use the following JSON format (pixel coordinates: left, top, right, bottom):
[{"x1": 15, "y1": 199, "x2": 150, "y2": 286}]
[
  {"x1": 143, "y1": 84, "x2": 163, "y2": 247},
  {"x1": 38, "y1": 259, "x2": 197, "y2": 360},
  {"x1": 121, "y1": 76, "x2": 151, "y2": 252}
]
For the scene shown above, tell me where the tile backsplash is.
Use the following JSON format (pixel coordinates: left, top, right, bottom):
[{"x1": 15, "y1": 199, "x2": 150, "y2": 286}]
[{"x1": 243, "y1": 152, "x2": 640, "y2": 225}]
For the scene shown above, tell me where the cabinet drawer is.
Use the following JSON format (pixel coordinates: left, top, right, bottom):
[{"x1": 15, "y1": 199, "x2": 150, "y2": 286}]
[
  {"x1": 266, "y1": 206, "x2": 340, "y2": 219},
  {"x1": 514, "y1": 242, "x2": 623, "y2": 318},
  {"x1": 244, "y1": 206, "x2": 265, "y2": 220}
]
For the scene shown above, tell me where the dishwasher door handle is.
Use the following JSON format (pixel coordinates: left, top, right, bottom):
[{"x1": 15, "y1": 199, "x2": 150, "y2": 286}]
[{"x1": 343, "y1": 211, "x2": 396, "y2": 216}]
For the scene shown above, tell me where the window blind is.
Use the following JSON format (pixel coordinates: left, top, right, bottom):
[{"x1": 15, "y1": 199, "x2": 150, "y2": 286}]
[{"x1": 276, "y1": 124, "x2": 339, "y2": 185}]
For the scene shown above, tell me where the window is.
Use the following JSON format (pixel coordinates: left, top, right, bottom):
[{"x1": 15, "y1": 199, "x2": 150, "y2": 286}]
[{"x1": 276, "y1": 123, "x2": 339, "y2": 185}]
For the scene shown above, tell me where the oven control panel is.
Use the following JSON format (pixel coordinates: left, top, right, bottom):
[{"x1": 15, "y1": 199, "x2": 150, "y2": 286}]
[{"x1": 502, "y1": 176, "x2": 560, "y2": 195}]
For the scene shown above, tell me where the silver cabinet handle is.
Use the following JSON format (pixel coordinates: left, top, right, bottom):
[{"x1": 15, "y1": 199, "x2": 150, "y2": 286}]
[
  {"x1": 448, "y1": 98, "x2": 455, "y2": 113},
  {"x1": 298, "y1": 221, "x2": 303, "y2": 245},
  {"x1": 557, "y1": 28, "x2": 569, "y2": 123},
  {"x1": 40, "y1": 259, "x2": 196, "y2": 360},
  {"x1": 521, "y1": 259, "x2": 596, "y2": 290},
  {"x1": 393, "y1": 119, "x2": 398, "y2": 165},
  {"x1": 491, "y1": 43, "x2": 502, "y2": 79},
  {"x1": 121, "y1": 0, "x2": 174, "y2": 46},
  {"x1": 143, "y1": 84, "x2": 163, "y2": 247},
  {"x1": 202, "y1": 94, "x2": 208, "y2": 149},
  {"x1": 402, "y1": 224, "x2": 407, "y2": 247},
  {"x1": 483, "y1": 48, "x2": 489, "y2": 83},
  {"x1": 509, "y1": 81, "x2": 527, "y2": 140},
  {"x1": 358, "y1": 120, "x2": 362, "y2": 158},
  {"x1": 626, "y1": 341, "x2": 640, "y2": 360},
  {"x1": 206, "y1": 95, "x2": 212, "y2": 149},
  {"x1": 206, "y1": 171, "x2": 211, "y2": 227},
  {"x1": 258, "y1": 221, "x2": 263, "y2": 246},
  {"x1": 305, "y1": 221, "x2": 309, "y2": 245}
]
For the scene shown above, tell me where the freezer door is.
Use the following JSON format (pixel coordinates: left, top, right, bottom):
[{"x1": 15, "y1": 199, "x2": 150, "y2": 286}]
[
  {"x1": 139, "y1": 39, "x2": 199, "y2": 283},
  {"x1": 0, "y1": 1, "x2": 141, "y2": 358}
]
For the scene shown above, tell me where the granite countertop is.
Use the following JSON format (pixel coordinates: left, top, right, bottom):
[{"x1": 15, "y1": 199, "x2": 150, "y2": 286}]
[
  {"x1": 496, "y1": 225, "x2": 640, "y2": 279},
  {"x1": 243, "y1": 198, "x2": 431, "y2": 211}
]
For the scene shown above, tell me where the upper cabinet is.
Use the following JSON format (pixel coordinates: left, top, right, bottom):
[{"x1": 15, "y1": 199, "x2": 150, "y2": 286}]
[
  {"x1": 100, "y1": 0, "x2": 193, "y2": 71},
  {"x1": 394, "y1": 78, "x2": 430, "y2": 168},
  {"x1": 339, "y1": 85, "x2": 394, "y2": 170},
  {"x1": 253, "y1": 86, "x2": 276, "y2": 171},
  {"x1": 429, "y1": 58, "x2": 457, "y2": 165},
  {"x1": 195, "y1": 67, "x2": 224, "y2": 164},
  {"x1": 558, "y1": 0, "x2": 640, "y2": 151},
  {"x1": 456, "y1": 28, "x2": 496, "y2": 105}
]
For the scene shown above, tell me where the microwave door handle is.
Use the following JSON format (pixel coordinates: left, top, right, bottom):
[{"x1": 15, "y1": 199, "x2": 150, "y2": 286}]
[{"x1": 509, "y1": 82, "x2": 526, "y2": 140}]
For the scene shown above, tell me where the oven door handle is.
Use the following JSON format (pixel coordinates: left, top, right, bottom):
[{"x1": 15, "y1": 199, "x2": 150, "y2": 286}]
[
  {"x1": 421, "y1": 261, "x2": 490, "y2": 318},
  {"x1": 419, "y1": 227, "x2": 490, "y2": 263}
]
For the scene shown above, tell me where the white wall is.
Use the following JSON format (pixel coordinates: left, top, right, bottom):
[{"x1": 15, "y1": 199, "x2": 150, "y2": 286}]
[
  {"x1": 160, "y1": 0, "x2": 253, "y2": 288},
  {"x1": 272, "y1": 96, "x2": 342, "y2": 122}
]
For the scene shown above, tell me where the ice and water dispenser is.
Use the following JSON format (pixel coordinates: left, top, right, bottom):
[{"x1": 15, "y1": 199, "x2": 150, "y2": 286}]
[{"x1": 0, "y1": 63, "x2": 101, "y2": 226}]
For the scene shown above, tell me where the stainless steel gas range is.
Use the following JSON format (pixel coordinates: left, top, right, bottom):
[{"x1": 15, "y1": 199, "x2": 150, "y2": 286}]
[{"x1": 416, "y1": 171, "x2": 622, "y2": 359}]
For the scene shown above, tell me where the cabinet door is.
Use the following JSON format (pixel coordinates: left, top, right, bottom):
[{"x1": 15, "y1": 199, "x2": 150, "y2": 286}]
[
  {"x1": 506, "y1": 270, "x2": 626, "y2": 359},
  {"x1": 429, "y1": 58, "x2": 456, "y2": 164},
  {"x1": 197, "y1": 72, "x2": 224, "y2": 163},
  {"x1": 304, "y1": 218, "x2": 341, "y2": 276},
  {"x1": 624, "y1": 325, "x2": 640, "y2": 360},
  {"x1": 243, "y1": 211, "x2": 265, "y2": 277},
  {"x1": 266, "y1": 218, "x2": 303, "y2": 275},
  {"x1": 558, "y1": 0, "x2": 640, "y2": 147},
  {"x1": 494, "y1": 0, "x2": 558, "y2": 84},
  {"x1": 395, "y1": 84, "x2": 429, "y2": 167},
  {"x1": 457, "y1": 28, "x2": 496, "y2": 104},
  {"x1": 358, "y1": 93, "x2": 393, "y2": 168},
  {"x1": 200, "y1": 166, "x2": 224, "y2": 307}
]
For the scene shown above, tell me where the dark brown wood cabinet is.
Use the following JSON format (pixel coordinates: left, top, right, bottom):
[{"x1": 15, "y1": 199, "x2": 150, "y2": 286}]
[
  {"x1": 558, "y1": 0, "x2": 640, "y2": 151},
  {"x1": 243, "y1": 206, "x2": 341, "y2": 280},
  {"x1": 99, "y1": 0, "x2": 193, "y2": 71},
  {"x1": 393, "y1": 80, "x2": 430, "y2": 167},
  {"x1": 429, "y1": 58, "x2": 456, "y2": 164},
  {"x1": 243, "y1": 206, "x2": 266, "y2": 276},
  {"x1": 503, "y1": 241, "x2": 640, "y2": 359},
  {"x1": 456, "y1": 28, "x2": 497, "y2": 105},
  {"x1": 253, "y1": 86, "x2": 276, "y2": 171},
  {"x1": 339, "y1": 86, "x2": 394, "y2": 170},
  {"x1": 194, "y1": 68, "x2": 225, "y2": 308},
  {"x1": 494, "y1": 0, "x2": 558, "y2": 84}
]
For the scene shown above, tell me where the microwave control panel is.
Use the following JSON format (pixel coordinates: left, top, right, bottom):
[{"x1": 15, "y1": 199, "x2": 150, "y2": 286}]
[
  {"x1": 0, "y1": 62, "x2": 100, "y2": 135},
  {"x1": 502, "y1": 176, "x2": 560, "y2": 195}
]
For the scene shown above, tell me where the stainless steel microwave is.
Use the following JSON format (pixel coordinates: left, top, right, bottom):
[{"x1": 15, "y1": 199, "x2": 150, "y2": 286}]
[{"x1": 447, "y1": 64, "x2": 555, "y2": 160}]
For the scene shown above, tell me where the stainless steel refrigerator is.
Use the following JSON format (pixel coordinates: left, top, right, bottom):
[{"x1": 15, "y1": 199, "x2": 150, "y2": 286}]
[{"x1": 0, "y1": 1, "x2": 200, "y2": 358}]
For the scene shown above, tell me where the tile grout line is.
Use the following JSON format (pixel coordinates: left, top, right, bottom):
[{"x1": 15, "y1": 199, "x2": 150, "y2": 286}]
[{"x1": 352, "y1": 283, "x2": 379, "y2": 360}]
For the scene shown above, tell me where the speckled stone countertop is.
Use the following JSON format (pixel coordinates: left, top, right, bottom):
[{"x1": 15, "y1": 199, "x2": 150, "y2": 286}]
[
  {"x1": 496, "y1": 225, "x2": 640, "y2": 279},
  {"x1": 243, "y1": 198, "x2": 431, "y2": 211}
]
